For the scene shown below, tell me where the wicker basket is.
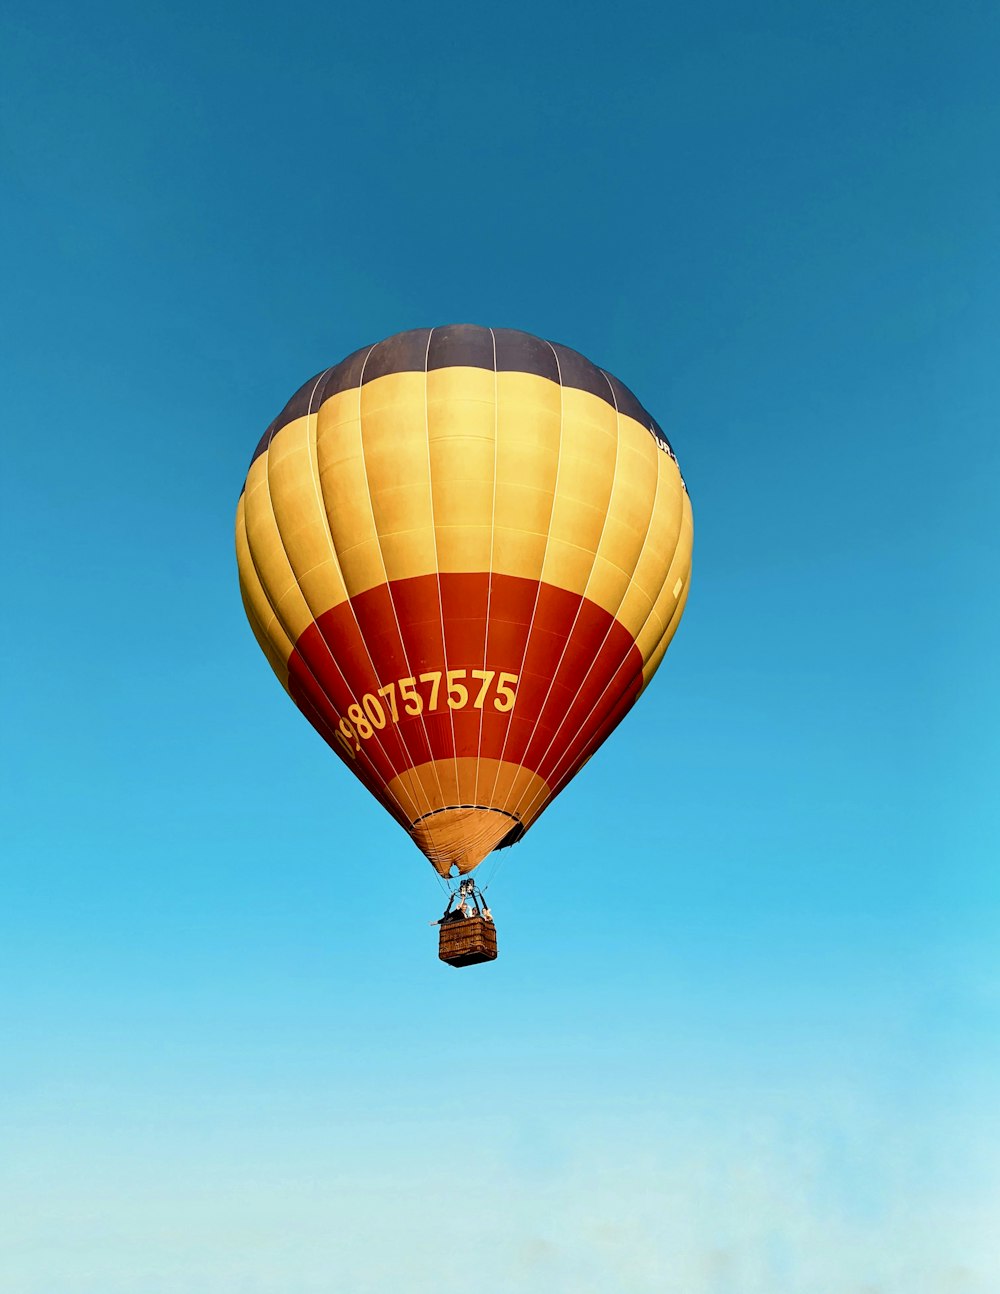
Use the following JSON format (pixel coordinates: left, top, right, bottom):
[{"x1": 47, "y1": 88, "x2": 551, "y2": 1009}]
[{"x1": 438, "y1": 915, "x2": 498, "y2": 967}]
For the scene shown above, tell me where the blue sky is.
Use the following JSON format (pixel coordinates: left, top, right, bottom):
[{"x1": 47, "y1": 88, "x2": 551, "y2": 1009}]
[{"x1": 2, "y1": 0, "x2": 999, "y2": 1289}]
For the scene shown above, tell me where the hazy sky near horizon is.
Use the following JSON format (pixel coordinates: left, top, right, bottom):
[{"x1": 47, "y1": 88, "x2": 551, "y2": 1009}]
[{"x1": 3, "y1": 0, "x2": 999, "y2": 1290}]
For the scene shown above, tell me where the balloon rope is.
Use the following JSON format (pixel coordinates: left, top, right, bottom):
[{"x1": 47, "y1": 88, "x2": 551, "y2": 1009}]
[{"x1": 479, "y1": 848, "x2": 506, "y2": 893}]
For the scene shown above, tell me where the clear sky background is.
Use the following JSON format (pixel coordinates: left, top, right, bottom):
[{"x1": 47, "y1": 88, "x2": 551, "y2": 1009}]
[{"x1": 2, "y1": 1, "x2": 998, "y2": 1290}]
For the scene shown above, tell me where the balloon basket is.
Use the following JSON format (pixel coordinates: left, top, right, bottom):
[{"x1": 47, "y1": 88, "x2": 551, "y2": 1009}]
[{"x1": 438, "y1": 915, "x2": 498, "y2": 968}]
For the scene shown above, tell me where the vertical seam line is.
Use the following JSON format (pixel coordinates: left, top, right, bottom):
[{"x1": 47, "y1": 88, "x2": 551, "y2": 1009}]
[
  {"x1": 520, "y1": 458, "x2": 689, "y2": 821},
  {"x1": 422, "y1": 328, "x2": 462, "y2": 827},
  {"x1": 303, "y1": 361, "x2": 424, "y2": 820},
  {"x1": 483, "y1": 340, "x2": 567, "y2": 816},
  {"x1": 243, "y1": 431, "x2": 415, "y2": 824},
  {"x1": 500, "y1": 367, "x2": 624, "y2": 820},
  {"x1": 349, "y1": 343, "x2": 446, "y2": 822}
]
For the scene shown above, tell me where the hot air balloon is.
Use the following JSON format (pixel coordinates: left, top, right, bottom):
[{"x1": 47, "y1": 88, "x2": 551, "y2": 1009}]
[{"x1": 235, "y1": 326, "x2": 692, "y2": 962}]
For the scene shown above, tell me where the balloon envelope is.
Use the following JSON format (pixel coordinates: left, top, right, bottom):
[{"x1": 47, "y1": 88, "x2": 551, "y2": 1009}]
[{"x1": 236, "y1": 325, "x2": 692, "y2": 876}]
